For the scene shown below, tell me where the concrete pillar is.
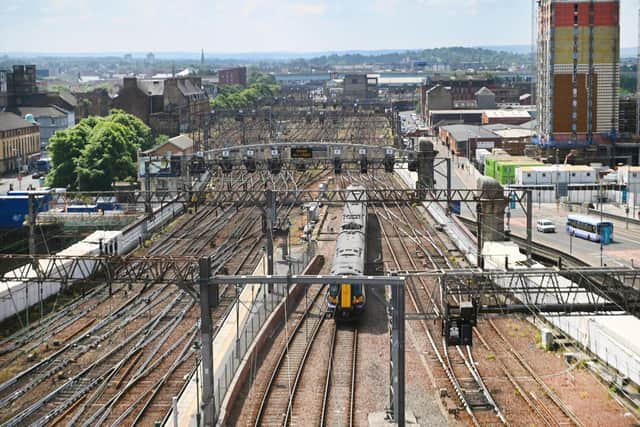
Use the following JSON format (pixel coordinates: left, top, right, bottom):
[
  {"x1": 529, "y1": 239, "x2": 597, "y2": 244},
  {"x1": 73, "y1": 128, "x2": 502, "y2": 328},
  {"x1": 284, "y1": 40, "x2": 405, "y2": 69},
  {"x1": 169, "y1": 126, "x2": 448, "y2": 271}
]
[
  {"x1": 477, "y1": 176, "x2": 508, "y2": 249},
  {"x1": 417, "y1": 138, "x2": 437, "y2": 198}
]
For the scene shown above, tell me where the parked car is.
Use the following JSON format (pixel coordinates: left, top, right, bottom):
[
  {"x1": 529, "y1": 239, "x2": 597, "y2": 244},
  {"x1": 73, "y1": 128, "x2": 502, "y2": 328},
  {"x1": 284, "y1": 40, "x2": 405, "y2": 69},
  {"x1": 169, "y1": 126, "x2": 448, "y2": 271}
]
[{"x1": 536, "y1": 219, "x2": 556, "y2": 233}]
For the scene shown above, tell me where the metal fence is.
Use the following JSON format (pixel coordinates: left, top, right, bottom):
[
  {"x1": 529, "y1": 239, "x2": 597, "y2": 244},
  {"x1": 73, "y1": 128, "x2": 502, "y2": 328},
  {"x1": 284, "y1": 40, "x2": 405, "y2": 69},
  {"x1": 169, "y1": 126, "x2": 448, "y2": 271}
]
[{"x1": 212, "y1": 242, "x2": 316, "y2": 417}]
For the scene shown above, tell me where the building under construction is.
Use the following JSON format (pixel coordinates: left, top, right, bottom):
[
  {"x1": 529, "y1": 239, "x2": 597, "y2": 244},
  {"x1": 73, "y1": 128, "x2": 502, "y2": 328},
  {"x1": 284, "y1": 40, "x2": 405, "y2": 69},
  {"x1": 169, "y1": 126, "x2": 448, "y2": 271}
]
[{"x1": 536, "y1": 0, "x2": 620, "y2": 148}]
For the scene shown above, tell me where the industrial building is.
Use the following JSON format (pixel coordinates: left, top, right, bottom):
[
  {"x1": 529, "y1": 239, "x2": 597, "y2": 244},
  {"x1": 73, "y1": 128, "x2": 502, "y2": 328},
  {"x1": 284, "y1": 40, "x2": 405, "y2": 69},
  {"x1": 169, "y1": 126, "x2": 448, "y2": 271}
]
[
  {"x1": 218, "y1": 67, "x2": 247, "y2": 87},
  {"x1": 343, "y1": 74, "x2": 378, "y2": 99},
  {"x1": 536, "y1": 0, "x2": 620, "y2": 147}
]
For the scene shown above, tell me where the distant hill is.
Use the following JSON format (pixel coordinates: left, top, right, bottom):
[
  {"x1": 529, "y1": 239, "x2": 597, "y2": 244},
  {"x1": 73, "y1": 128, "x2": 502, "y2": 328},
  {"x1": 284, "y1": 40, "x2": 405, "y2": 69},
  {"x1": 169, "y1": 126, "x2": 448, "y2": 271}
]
[{"x1": 480, "y1": 44, "x2": 637, "y2": 58}]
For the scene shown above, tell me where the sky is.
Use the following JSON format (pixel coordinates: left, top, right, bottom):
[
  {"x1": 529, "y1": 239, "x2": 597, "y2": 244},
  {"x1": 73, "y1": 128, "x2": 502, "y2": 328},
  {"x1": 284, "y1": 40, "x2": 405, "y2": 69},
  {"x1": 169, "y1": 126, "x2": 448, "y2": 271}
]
[{"x1": 0, "y1": 0, "x2": 638, "y2": 54}]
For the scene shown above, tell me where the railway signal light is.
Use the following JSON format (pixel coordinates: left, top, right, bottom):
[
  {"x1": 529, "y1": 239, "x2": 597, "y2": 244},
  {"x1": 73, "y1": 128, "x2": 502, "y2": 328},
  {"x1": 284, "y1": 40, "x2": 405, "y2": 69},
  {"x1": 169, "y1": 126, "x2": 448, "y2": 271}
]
[
  {"x1": 219, "y1": 150, "x2": 232, "y2": 174},
  {"x1": 359, "y1": 148, "x2": 367, "y2": 174},
  {"x1": 269, "y1": 149, "x2": 281, "y2": 175},
  {"x1": 384, "y1": 148, "x2": 395, "y2": 173},
  {"x1": 333, "y1": 148, "x2": 342, "y2": 174},
  {"x1": 243, "y1": 149, "x2": 256, "y2": 173},
  {"x1": 444, "y1": 301, "x2": 477, "y2": 346}
]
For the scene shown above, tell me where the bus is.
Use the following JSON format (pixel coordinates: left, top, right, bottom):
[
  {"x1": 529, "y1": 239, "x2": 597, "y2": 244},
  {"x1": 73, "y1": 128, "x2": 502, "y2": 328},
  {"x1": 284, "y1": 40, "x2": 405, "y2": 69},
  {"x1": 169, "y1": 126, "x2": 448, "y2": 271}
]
[
  {"x1": 36, "y1": 158, "x2": 51, "y2": 173},
  {"x1": 566, "y1": 214, "x2": 613, "y2": 244}
]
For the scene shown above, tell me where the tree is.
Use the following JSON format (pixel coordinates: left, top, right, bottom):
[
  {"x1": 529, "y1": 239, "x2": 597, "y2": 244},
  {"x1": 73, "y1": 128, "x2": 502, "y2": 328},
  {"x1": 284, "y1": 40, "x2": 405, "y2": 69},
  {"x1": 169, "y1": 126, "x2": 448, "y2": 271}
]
[
  {"x1": 248, "y1": 71, "x2": 276, "y2": 86},
  {"x1": 210, "y1": 82, "x2": 280, "y2": 110},
  {"x1": 107, "y1": 109, "x2": 153, "y2": 150},
  {"x1": 76, "y1": 121, "x2": 138, "y2": 190},
  {"x1": 46, "y1": 110, "x2": 151, "y2": 190},
  {"x1": 46, "y1": 122, "x2": 92, "y2": 189}
]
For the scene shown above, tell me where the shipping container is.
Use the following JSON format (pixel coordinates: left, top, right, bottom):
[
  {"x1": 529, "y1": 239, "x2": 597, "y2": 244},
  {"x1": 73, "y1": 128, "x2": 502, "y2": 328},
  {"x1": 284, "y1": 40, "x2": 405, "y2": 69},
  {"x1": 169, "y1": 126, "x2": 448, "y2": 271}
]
[
  {"x1": 96, "y1": 196, "x2": 121, "y2": 211},
  {"x1": 495, "y1": 159, "x2": 544, "y2": 185},
  {"x1": 515, "y1": 165, "x2": 597, "y2": 186},
  {"x1": 7, "y1": 189, "x2": 51, "y2": 211},
  {"x1": 66, "y1": 204, "x2": 98, "y2": 213},
  {"x1": 484, "y1": 155, "x2": 512, "y2": 179},
  {"x1": 0, "y1": 195, "x2": 47, "y2": 229}
]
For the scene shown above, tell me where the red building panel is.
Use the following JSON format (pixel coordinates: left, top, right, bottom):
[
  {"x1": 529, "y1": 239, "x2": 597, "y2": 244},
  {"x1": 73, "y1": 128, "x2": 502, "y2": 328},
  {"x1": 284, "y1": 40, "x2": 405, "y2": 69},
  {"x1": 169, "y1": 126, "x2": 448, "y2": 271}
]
[
  {"x1": 593, "y1": 2, "x2": 619, "y2": 26},
  {"x1": 553, "y1": 3, "x2": 575, "y2": 27},
  {"x1": 553, "y1": 1, "x2": 618, "y2": 27}
]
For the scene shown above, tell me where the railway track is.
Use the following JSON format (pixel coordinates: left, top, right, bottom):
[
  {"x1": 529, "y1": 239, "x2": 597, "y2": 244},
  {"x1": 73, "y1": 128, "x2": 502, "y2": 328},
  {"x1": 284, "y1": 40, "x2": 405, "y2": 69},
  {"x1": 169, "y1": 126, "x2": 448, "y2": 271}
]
[
  {"x1": 253, "y1": 285, "x2": 327, "y2": 427},
  {"x1": 475, "y1": 319, "x2": 585, "y2": 427},
  {"x1": 0, "y1": 169, "x2": 319, "y2": 425},
  {"x1": 320, "y1": 325, "x2": 358, "y2": 427},
  {"x1": 349, "y1": 172, "x2": 506, "y2": 426}
]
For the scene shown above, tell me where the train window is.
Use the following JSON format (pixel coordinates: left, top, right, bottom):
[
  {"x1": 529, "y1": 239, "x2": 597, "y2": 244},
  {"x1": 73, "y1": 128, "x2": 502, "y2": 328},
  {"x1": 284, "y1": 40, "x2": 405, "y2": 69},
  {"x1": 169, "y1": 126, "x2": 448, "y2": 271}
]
[{"x1": 329, "y1": 285, "x2": 339, "y2": 295}]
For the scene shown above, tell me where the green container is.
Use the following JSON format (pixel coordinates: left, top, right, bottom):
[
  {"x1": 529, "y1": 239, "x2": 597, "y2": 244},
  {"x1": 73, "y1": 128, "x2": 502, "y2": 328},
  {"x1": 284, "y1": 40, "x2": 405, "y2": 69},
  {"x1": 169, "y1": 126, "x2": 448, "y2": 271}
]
[
  {"x1": 495, "y1": 160, "x2": 543, "y2": 185},
  {"x1": 484, "y1": 155, "x2": 511, "y2": 179}
]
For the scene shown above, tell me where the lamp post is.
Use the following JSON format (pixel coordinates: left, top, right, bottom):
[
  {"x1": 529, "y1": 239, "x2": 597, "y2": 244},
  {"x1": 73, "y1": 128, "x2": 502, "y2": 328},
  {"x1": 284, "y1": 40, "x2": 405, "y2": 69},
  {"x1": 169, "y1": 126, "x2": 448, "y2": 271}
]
[{"x1": 570, "y1": 231, "x2": 573, "y2": 255}]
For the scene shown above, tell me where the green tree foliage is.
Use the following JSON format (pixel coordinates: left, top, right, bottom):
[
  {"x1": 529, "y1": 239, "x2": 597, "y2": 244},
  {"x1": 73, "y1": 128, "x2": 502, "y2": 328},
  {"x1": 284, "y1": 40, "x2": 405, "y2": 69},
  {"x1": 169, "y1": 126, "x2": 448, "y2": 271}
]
[
  {"x1": 248, "y1": 70, "x2": 277, "y2": 86},
  {"x1": 620, "y1": 72, "x2": 636, "y2": 95},
  {"x1": 46, "y1": 111, "x2": 151, "y2": 190},
  {"x1": 210, "y1": 81, "x2": 280, "y2": 110},
  {"x1": 154, "y1": 134, "x2": 170, "y2": 146},
  {"x1": 76, "y1": 121, "x2": 138, "y2": 190},
  {"x1": 107, "y1": 109, "x2": 153, "y2": 150},
  {"x1": 47, "y1": 122, "x2": 92, "y2": 188}
]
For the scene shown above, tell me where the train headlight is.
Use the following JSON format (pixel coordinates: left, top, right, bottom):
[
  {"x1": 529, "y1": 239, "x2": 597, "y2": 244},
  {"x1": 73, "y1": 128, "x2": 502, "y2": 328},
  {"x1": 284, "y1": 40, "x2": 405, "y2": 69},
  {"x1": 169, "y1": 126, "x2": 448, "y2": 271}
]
[
  {"x1": 328, "y1": 296, "x2": 338, "y2": 304},
  {"x1": 353, "y1": 296, "x2": 364, "y2": 304}
]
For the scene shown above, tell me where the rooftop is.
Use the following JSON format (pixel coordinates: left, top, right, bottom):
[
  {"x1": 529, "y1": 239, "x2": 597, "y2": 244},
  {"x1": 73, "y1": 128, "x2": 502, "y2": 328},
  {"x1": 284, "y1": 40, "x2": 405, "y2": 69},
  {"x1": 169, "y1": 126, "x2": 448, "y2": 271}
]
[
  {"x1": 492, "y1": 128, "x2": 535, "y2": 139},
  {"x1": 168, "y1": 134, "x2": 194, "y2": 151},
  {"x1": 483, "y1": 110, "x2": 531, "y2": 119},
  {"x1": 440, "y1": 124, "x2": 497, "y2": 142},
  {"x1": 475, "y1": 86, "x2": 495, "y2": 96},
  {"x1": 0, "y1": 112, "x2": 38, "y2": 132},
  {"x1": 429, "y1": 109, "x2": 484, "y2": 115},
  {"x1": 137, "y1": 79, "x2": 165, "y2": 96},
  {"x1": 16, "y1": 106, "x2": 67, "y2": 118}
]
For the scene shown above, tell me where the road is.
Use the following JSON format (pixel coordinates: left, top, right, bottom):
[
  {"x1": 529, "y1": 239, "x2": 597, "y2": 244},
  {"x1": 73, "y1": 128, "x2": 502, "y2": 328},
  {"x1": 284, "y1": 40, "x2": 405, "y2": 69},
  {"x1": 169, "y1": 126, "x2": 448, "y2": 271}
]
[
  {"x1": 424, "y1": 135, "x2": 640, "y2": 268},
  {"x1": 0, "y1": 173, "x2": 43, "y2": 194}
]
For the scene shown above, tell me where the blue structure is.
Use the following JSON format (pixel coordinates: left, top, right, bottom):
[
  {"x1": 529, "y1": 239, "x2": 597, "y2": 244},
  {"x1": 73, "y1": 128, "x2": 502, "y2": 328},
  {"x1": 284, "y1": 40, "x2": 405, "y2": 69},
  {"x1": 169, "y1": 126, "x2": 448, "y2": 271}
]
[{"x1": 0, "y1": 196, "x2": 47, "y2": 229}]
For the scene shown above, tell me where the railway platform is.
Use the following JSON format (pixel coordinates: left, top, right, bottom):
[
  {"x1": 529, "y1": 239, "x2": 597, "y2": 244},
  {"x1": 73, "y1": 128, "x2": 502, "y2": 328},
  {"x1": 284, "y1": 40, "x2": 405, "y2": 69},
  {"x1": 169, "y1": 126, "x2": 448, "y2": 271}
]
[{"x1": 168, "y1": 245, "x2": 309, "y2": 426}]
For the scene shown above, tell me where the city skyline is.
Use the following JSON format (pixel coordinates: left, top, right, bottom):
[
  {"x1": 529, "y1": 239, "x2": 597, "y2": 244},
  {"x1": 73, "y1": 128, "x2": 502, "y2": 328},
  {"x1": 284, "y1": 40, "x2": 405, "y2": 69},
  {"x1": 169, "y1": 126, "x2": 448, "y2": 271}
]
[{"x1": 0, "y1": 0, "x2": 638, "y2": 55}]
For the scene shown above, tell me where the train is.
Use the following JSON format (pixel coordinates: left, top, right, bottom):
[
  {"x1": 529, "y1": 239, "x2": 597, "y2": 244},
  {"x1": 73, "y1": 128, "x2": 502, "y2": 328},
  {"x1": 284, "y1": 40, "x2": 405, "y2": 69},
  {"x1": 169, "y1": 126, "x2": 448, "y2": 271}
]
[{"x1": 327, "y1": 185, "x2": 367, "y2": 320}]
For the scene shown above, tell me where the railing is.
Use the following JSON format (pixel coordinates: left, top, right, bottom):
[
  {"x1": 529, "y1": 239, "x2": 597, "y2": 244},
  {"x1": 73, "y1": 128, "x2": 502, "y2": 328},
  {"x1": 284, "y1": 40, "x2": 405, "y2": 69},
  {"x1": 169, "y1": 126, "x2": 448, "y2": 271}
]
[{"x1": 211, "y1": 242, "x2": 316, "y2": 417}]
